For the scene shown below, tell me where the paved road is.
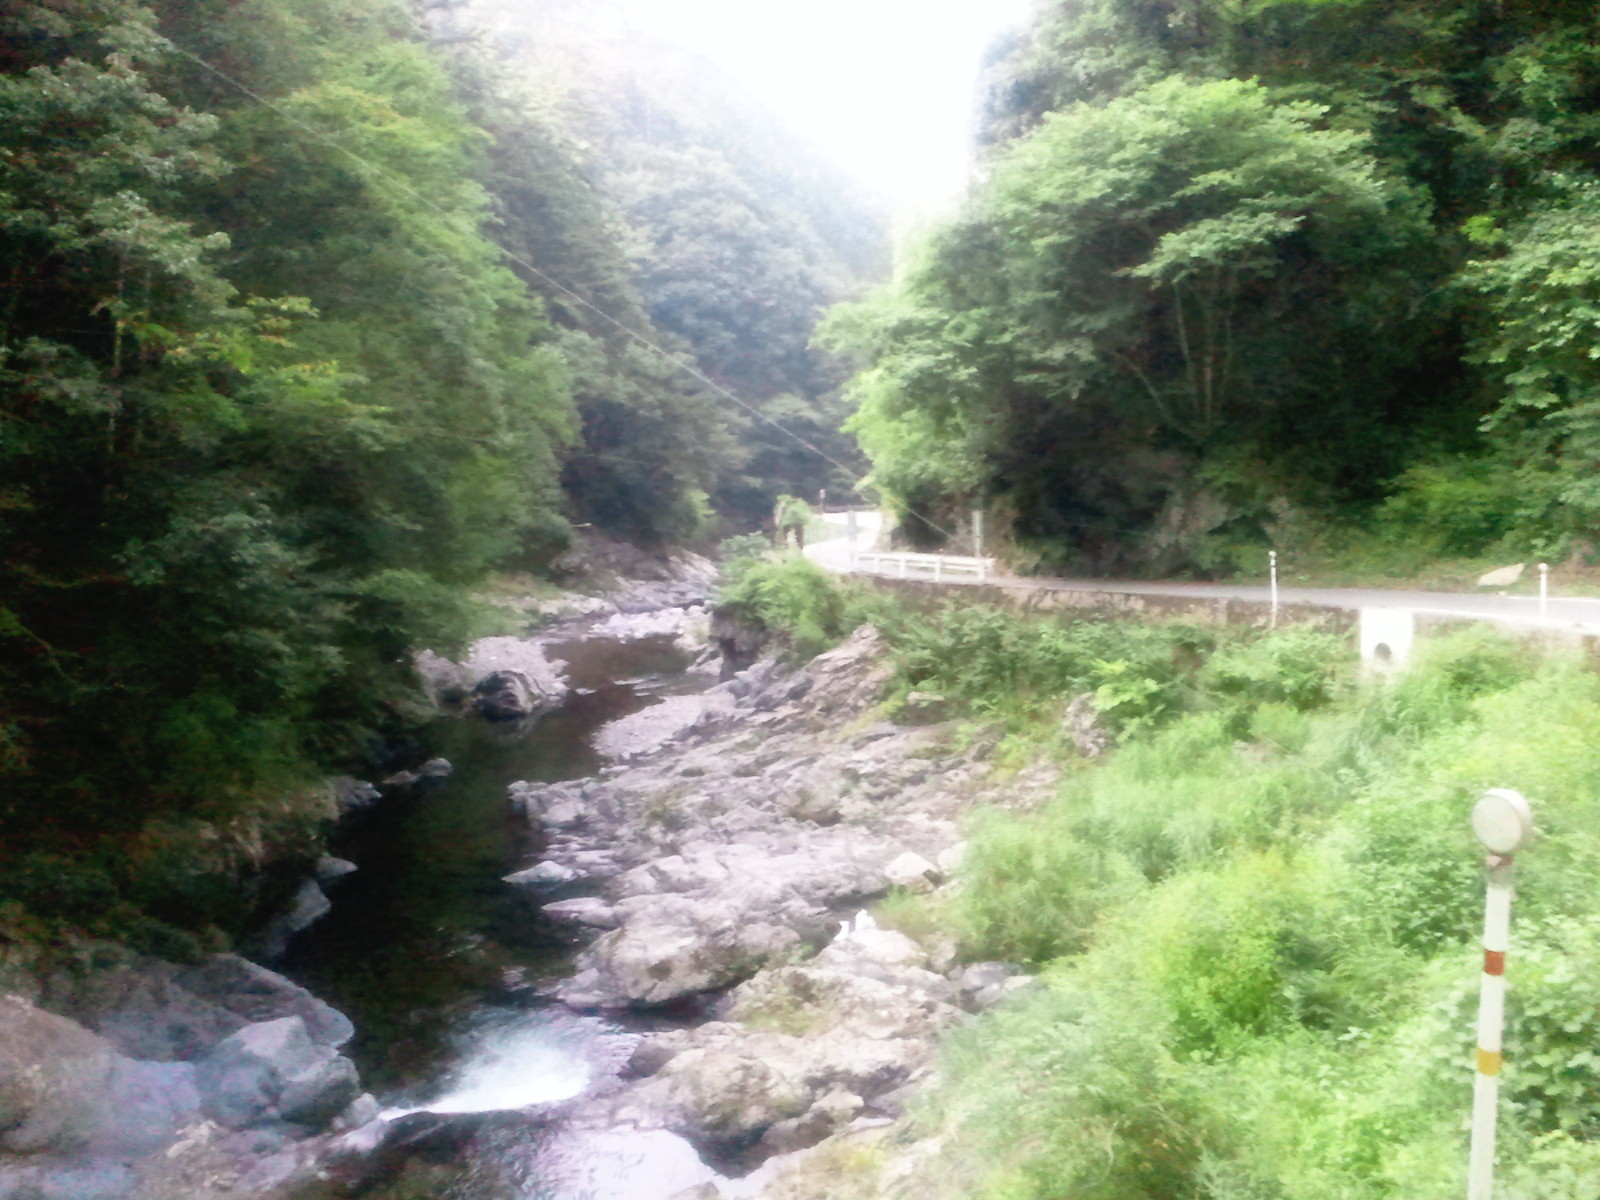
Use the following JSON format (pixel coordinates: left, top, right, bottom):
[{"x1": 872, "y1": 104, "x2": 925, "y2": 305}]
[{"x1": 806, "y1": 512, "x2": 1600, "y2": 635}]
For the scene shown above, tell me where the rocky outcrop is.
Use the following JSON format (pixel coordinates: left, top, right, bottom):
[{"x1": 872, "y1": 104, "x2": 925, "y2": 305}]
[
  {"x1": 4, "y1": 956, "x2": 372, "y2": 1200},
  {"x1": 550, "y1": 536, "x2": 719, "y2": 615},
  {"x1": 573, "y1": 914, "x2": 964, "y2": 1165},
  {"x1": 497, "y1": 621, "x2": 1058, "y2": 1184},
  {"x1": 43, "y1": 953, "x2": 353, "y2": 1063},
  {"x1": 194, "y1": 1017, "x2": 359, "y2": 1130},
  {"x1": 507, "y1": 626, "x2": 1056, "y2": 1012},
  {"x1": 414, "y1": 637, "x2": 569, "y2": 720}
]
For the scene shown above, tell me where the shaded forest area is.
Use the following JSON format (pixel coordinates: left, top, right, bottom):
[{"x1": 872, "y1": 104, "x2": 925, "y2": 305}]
[
  {"x1": 825, "y1": 0, "x2": 1600, "y2": 577},
  {"x1": 0, "y1": 0, "x2": 882, "y2": 941}
]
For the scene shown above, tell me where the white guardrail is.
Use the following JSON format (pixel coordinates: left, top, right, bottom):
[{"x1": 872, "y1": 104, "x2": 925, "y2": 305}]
[{"x1": 850, "y1": 551, "x2": 996, "y2": 582}]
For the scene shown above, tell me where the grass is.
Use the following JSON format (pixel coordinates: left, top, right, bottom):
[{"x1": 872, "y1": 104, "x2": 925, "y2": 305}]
[{"x1": 887, "y1": 625, "x2": 1600, "y2": 1200}]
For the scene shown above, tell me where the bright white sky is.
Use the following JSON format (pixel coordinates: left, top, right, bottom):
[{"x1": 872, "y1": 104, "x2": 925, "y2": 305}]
[{"x1": 609, "y1": 0, "x2": 1036, "y2": 219}]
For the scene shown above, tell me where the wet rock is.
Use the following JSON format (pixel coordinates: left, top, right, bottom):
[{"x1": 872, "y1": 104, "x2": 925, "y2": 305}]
[
  {"x1": 626, "y1": 1040, "x2": 679, "y2": 1079},
  {"x1": 195, "y1": 1016, "x2": 359, "y2": 1131},
  {"x1": 417, "y1": 756, "x2": 453, "y2": 779},
  {"x1": 473, "y1": 670, "x2": 551, "y2": 721},
  {"x1": 316, "y1": 855, "x2": 358, "y2": 884},
  {"x1": 0, "y1": 996, "x2": 201, "y2": 1161},
  {"x1": 45, "y1": 953, "x2": 352, "y2": 1063}
]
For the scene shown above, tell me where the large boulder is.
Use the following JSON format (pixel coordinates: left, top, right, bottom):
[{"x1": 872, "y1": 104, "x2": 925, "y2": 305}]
[
  {"x1": 415, "y1": 636, "x2": 569, "y2": 720},
  {"x1": 0, "y1": 995, "x2": 200, "y2": 1160},
  {"x1": 47, "y1": 953, "x2": 352, "y2": 1063},
  {"x1": 561, "y1": 894, "x2": 812, "y2": 1008},
  {"x1": 194, "y1": 1017, "x2": 359, "y2": 1131}
]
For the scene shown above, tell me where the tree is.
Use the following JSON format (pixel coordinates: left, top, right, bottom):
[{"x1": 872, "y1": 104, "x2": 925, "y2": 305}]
[{"x1": 831, "y1": 77, "x2": 1437, "y2": 569}]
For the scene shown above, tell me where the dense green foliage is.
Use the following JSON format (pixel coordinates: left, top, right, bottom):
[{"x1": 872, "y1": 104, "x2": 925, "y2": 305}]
[
  {"x1": 827, "y1": 0, "x2": 1600, "y2": 574},
  {"x1": 0, "y1": 0, "x2": 577, "y2": 932},
  {"x1": 470, "y1": 0, "x2": 889, "y2": 528},
  {"x1": 873, "y1": 619, "x2": 1600, "y2": 1198},
  {"x1": 715, "y1": 556, "x2": 859, "y2": 661},
  {"x1": 728, "y1": 567, "x2": 1600, "y2": 1193},
  {"x1": 0, "y1": 0, "x2": 872, "y2": 940}
]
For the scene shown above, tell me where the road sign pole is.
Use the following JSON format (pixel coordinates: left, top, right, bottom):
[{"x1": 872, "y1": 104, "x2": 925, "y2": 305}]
[
  {"x1": 1269, "y1": 550, "x2": 1279, "y2": 627},
  {"x1": 1539, "y1": 562, "x2": 1549, "y2": 620},
  {"x1": 1467, "y1": 789, "x2": 1534, "y2": 1200}
]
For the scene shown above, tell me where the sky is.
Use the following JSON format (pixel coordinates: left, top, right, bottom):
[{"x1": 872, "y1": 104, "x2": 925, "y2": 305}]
[{"x1": 606, "y1": 0, "x2": 1037, "y2": 218}]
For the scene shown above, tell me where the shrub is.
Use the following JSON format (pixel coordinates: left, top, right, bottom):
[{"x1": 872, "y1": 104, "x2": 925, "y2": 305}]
[
  {"x1": 715, "y1": 557, "x2": 849, "y2": 659},
  {"x1": 1199, "y1": 626, "x2": 1355, "y2": 717},
  {"x1": 890, "y1": 604, "x2": 1207, "y2": 730},
  {"x1": 1377, "y1": 458, "x2": 1522, "y2": 557},
  {"x1": 716, "y1": 533, "x2": 773, "y2": 588},
  {"x1": 955, "y1": 811, "x2": 1145, "y2": 963}
]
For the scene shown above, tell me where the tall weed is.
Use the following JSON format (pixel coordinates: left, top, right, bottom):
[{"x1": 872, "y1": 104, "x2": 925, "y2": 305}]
[{"x1": 916, "y1": 625, "x2": 1600, "y2": 1200}]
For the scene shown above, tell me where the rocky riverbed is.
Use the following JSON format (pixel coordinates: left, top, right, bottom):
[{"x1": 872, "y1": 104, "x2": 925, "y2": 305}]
[
  {"x1": 0, "y1": 543, "x2": 1064, "y2": 1200},
  {"x1": 502, "y1": 624, "x2": 1062, "y2": 1198}
]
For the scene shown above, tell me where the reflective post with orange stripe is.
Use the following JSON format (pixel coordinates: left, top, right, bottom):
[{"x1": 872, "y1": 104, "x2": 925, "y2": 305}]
[{"x1": 1468, "y1": 789, "x2": 1534, "y2": 1200}]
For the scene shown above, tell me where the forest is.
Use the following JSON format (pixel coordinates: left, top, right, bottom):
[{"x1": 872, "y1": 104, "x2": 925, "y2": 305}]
[
  {"x1": 10, "y1": 1, "x2": 1600, "y2": 1195},
  {"x1": 0, "y1": 0, "x2": 882, "y2": 941},
  {"x1": 825, "y1": 0, "x2": 1600, "y2": 578}
]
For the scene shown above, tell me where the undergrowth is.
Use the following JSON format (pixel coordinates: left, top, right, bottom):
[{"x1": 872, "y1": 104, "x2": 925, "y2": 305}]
[{"x1": 900, "y1": 624, "x2": 1600, "y2": 1199}]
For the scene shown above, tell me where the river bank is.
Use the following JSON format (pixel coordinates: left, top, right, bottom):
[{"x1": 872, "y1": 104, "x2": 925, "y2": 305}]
[{"x1": 0, "y1": 546, "x2": 1072, "y2": 1200}]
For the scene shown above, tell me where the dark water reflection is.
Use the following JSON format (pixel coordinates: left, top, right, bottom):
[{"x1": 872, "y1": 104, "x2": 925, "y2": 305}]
[{"x1": 283, "y1": 634, "x2": 701, "y2": 1096}]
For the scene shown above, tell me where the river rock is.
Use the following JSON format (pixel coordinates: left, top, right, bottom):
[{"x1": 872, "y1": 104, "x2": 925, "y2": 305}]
[
  {"x1": 591, "y1": 603, "x2": 710, "y2": 649},
  {"x1": 251, "y1": 877, "x2": 332, "y2": 959},
  {"x1": 316, "y1": 855, "x2": 359, "y2": 883},
  {"x1": 329, "y1": 776, "x2": 382, "y2": 814},
  {"x1": 43, "y1": 953, "x2": 353, "y2": 1063},
  {"x1": 504, "y1": 860, "x2": 579, "y2": 887},
  {"x1": 417, "y1": 756, "x2": 454, "y2": 779},
  {"x1": 507, "y1": 617, "x2": 1064, "y2": 1179},
  {"x1": 759, "y1": 1089, "x2": 863, "y2": 1156},
  {"x1": 195, "y1": 1016, "x2": 359, "y2": 1130},
  {"x1": 882, "y1": 851, "x2": 941, "y2": 894},
  {"x1": 0, "y1": 995, "x2": 201, "y2": 1163},
  {"x1": 415, "y1": 636, "x2": 569, "y2": 720},
  {"x1": 540, "y1": 898, "x2": 620, "y2": 930},
  {"x1": 552, "y1": 535, "x2": 718, "y2": 613}
]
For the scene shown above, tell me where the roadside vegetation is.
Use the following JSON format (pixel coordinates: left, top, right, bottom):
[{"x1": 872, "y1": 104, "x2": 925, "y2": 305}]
[
  {"x1": 722, "y1": 564, "x2": 1600, "y2": 1196},
  {"x1": 823, "y1": 0, "x2": 1600, "y2": 586}
]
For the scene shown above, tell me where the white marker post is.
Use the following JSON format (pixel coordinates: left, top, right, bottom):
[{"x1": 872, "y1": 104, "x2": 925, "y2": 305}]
[
  {"x1": 1269, "y1": 550, "x2": 1279, "y2": 628},
  {"x1": 973, "y1": 509, "x2": 984, "y2": 559},
  {"x1": 1539, "y1": 562, "x2": 1549, "y2": 620},
  {"x1": 1467, "y1": 788, "x2": 1535, "y2": 1200}
]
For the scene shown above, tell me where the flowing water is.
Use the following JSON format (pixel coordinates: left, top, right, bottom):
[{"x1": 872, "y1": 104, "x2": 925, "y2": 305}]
[{"x1": 284, "y1": 632, "x2": 734, "y2": 1198}]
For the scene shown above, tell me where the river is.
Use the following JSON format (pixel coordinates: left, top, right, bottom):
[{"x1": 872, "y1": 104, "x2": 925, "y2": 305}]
[{"x1": 283, "y1": 631, "x2": 738, "y2": 1199}]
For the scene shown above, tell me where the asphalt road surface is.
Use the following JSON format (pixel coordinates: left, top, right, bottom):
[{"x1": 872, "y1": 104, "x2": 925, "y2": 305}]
[{"x1": 807, "y1": 513, "x2": 1600, "y2": 635}]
